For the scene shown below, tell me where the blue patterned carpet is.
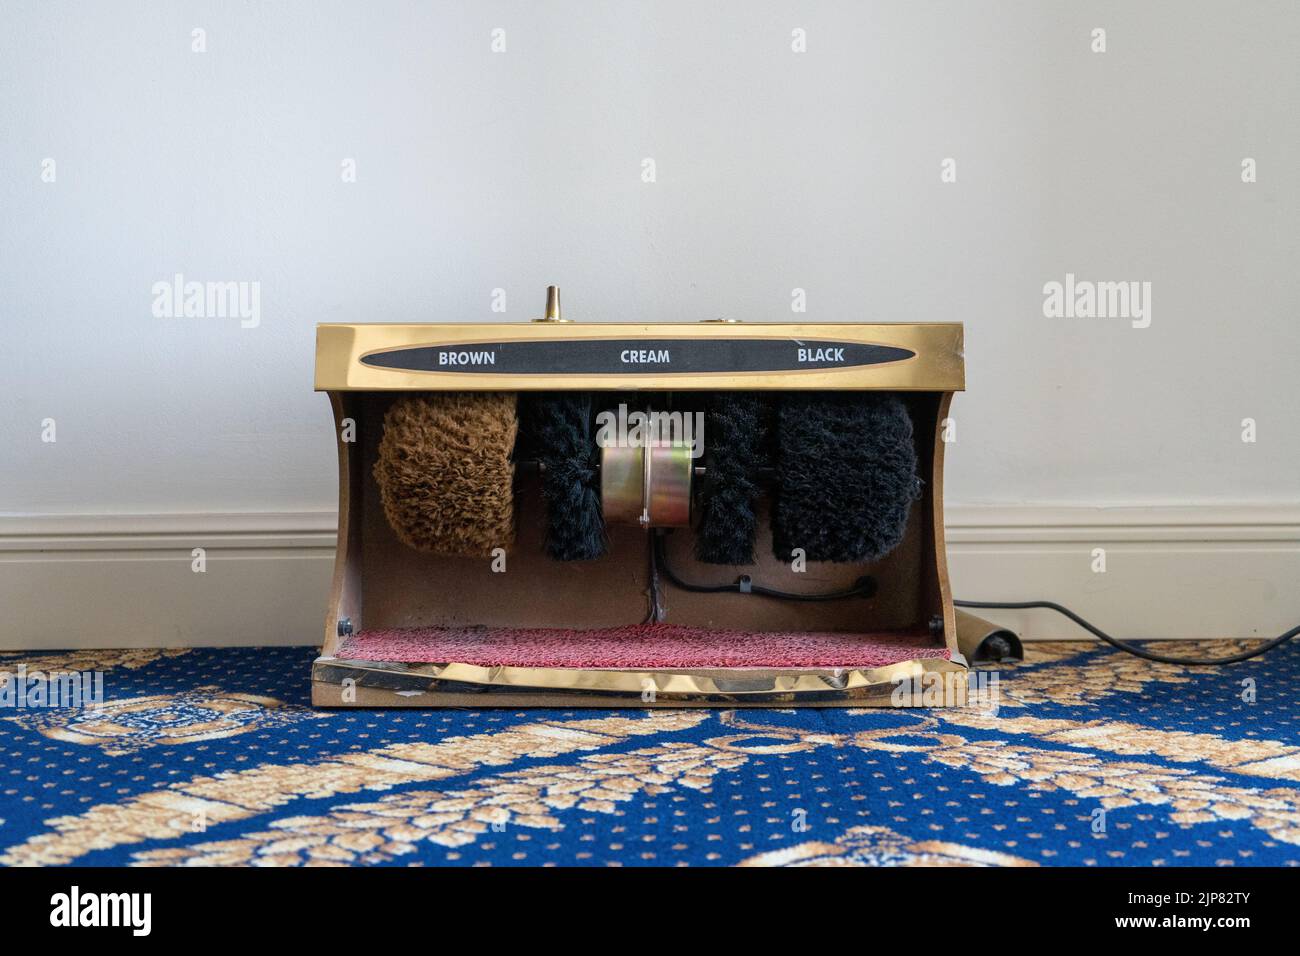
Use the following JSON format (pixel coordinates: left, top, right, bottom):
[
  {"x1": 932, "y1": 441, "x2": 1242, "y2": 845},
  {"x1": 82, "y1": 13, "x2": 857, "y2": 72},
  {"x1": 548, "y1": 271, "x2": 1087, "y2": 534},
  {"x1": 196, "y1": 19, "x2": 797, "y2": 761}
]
[{"x1": 0, "y1": 640, "x2": 1297, "y2": 867}]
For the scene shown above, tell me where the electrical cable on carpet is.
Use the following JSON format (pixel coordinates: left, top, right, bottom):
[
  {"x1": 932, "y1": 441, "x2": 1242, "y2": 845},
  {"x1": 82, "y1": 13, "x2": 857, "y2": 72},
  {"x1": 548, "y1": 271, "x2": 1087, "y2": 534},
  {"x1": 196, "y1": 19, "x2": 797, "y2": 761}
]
[{"x1": 955, "y1": 598, "x2": 1300, "y2": 666}]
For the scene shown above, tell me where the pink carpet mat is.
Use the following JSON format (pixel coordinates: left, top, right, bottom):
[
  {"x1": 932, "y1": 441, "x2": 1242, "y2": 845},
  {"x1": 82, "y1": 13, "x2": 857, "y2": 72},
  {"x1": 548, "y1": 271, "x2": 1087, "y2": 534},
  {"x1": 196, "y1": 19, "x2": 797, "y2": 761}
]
[{"x1": 336, "y1": 623, "x2": 949, "y2": 669}]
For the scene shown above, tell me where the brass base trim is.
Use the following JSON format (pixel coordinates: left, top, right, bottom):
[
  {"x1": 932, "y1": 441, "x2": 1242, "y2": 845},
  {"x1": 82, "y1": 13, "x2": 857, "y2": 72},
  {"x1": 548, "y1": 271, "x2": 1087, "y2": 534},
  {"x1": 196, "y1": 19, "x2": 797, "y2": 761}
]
[{"x1": 310, "y1": 655, "x2": 969, "y2": 708}]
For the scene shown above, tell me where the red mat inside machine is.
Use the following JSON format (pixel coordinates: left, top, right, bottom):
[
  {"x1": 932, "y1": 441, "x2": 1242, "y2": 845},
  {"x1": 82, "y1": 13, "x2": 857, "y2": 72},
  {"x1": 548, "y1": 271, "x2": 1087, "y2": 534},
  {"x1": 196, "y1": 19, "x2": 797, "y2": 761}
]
[{"x1": 336, "y1": 623, "x2": 949, "y2": 669}]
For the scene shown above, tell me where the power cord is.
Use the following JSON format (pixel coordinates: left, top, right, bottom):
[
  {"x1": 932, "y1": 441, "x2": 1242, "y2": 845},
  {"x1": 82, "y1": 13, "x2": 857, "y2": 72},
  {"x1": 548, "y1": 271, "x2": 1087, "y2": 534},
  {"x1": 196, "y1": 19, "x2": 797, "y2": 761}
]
[
  {"x1": 642, "y1": 531, "x2": 665, "y2": 623},
  {"x1": 955, "y1": 599, "x2": 1300, "y2": 666},
  {"x1": 652, "y1": 532, "x2": 876, "y2": 603}
]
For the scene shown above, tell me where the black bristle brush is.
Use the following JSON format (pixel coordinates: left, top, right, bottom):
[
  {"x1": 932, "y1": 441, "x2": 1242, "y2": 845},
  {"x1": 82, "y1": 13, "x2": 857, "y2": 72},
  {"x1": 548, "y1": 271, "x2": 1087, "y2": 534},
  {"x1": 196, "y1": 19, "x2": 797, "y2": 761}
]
[
  {"x1": 771, "y1": 392, "x2": 921, "y2": 563},
  {"x1": 523, "y1": 392, "x2": 607, "y2": 561},
  {"x1": 695, "y1": 393, "x2": 771, "y2": 564}
]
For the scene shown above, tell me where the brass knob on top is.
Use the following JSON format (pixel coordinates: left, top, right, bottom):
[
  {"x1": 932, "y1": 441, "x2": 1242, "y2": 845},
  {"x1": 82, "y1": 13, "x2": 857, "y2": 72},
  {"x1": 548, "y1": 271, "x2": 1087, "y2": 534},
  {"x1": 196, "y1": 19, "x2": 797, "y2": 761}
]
[{"x1": 533, "y1": 285, "x2": 572, "y2": 323}]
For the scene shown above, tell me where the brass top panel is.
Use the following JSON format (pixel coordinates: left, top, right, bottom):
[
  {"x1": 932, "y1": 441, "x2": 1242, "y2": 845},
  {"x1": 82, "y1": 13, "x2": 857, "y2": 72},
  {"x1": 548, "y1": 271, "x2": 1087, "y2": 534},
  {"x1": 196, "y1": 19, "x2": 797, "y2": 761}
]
[{"x1": 315, "y1": 322, "x2": 964, "y2": 392}]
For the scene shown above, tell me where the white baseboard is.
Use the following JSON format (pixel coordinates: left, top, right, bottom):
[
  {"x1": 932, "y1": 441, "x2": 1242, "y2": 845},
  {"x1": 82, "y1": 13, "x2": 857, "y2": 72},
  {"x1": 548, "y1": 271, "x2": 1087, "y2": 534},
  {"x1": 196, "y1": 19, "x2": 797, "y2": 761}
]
[
  {"x1": 0, "y1": 513, "x2": 337, "y2": 651},
  {"x1": 1, "y1": 506, "x2": 1297, "y2": 649}
]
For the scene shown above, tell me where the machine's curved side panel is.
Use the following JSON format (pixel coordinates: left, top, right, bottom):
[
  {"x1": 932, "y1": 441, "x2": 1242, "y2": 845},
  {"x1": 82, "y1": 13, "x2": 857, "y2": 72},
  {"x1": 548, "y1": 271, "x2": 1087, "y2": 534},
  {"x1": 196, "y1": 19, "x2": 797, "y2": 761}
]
[
  {"x1": 320, "y1": 391, "x2": 363, "y2": 659},
  {"x1": 928, "y1": 391, "x2": 959, "y2": 655}
]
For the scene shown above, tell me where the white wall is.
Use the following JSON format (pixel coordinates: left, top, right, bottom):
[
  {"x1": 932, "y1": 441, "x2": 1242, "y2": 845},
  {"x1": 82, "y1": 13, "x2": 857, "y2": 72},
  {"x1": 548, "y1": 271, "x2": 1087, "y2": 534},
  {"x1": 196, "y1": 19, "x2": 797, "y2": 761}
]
[{"x1": 2, "y1": 2, "x2": 1298, "y2": 646}]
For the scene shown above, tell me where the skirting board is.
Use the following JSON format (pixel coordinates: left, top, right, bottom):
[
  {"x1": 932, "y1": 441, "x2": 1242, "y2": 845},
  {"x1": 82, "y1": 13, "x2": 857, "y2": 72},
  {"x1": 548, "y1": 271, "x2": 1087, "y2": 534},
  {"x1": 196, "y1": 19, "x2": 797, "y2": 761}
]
[{"x1": 0, "y1": 506, "x2": 1297, "y2": 649}]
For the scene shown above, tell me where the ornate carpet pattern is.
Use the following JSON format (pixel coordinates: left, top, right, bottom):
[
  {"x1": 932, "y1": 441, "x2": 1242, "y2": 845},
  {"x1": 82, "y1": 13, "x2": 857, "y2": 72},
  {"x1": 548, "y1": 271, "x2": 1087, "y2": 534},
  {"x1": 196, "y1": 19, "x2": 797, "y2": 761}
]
[{"x1": 0, "y1": 640, "x2": 1297, "y2": 867}]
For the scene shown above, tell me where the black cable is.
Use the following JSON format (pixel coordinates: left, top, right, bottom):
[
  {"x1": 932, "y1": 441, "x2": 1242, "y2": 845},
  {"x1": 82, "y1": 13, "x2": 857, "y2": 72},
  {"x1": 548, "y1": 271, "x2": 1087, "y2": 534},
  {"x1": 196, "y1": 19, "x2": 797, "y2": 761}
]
[
  {"x1": 653, "y1": 532, "x2": 875, "y2": 602},
  {"x1": 642, "y1": 531, "x2": 664, "y2": 624},
  {"x1": 955, "y1": 599, "x2": 1300, "y2": 666}
]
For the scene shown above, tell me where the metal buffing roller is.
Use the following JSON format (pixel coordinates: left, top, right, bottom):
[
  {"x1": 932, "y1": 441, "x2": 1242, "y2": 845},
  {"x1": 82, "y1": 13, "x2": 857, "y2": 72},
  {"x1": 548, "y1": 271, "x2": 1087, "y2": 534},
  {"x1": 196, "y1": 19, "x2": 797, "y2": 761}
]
[
  {"x1": 373, "y1": 392, "x2": 518, "y2": 557},
  {"x1": 601, "y1": 441, "x2": 694, "y2": 529}
]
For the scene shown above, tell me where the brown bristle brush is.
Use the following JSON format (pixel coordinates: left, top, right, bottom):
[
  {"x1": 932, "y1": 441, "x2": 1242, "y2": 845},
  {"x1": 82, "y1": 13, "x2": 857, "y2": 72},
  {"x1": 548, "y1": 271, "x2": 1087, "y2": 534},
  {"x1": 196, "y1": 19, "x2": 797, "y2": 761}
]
[{"x1": 372, "y1": 392, "x2": 518, "y2": 557}]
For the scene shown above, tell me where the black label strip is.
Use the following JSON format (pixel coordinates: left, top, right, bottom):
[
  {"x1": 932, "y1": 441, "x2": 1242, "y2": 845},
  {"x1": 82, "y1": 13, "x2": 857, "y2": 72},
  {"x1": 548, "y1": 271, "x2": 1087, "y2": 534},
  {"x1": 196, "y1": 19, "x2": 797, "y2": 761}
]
[{"x1": 360, "y1": 339, "x2": 914, "y2": 375}]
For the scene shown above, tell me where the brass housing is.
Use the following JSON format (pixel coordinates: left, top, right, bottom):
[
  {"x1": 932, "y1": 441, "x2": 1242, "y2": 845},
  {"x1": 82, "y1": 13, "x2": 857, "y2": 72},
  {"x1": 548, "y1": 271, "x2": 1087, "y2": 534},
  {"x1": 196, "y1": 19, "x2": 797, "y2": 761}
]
[{"x1": 313, "y1": 319, "x2": 967, "y2": 707}]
